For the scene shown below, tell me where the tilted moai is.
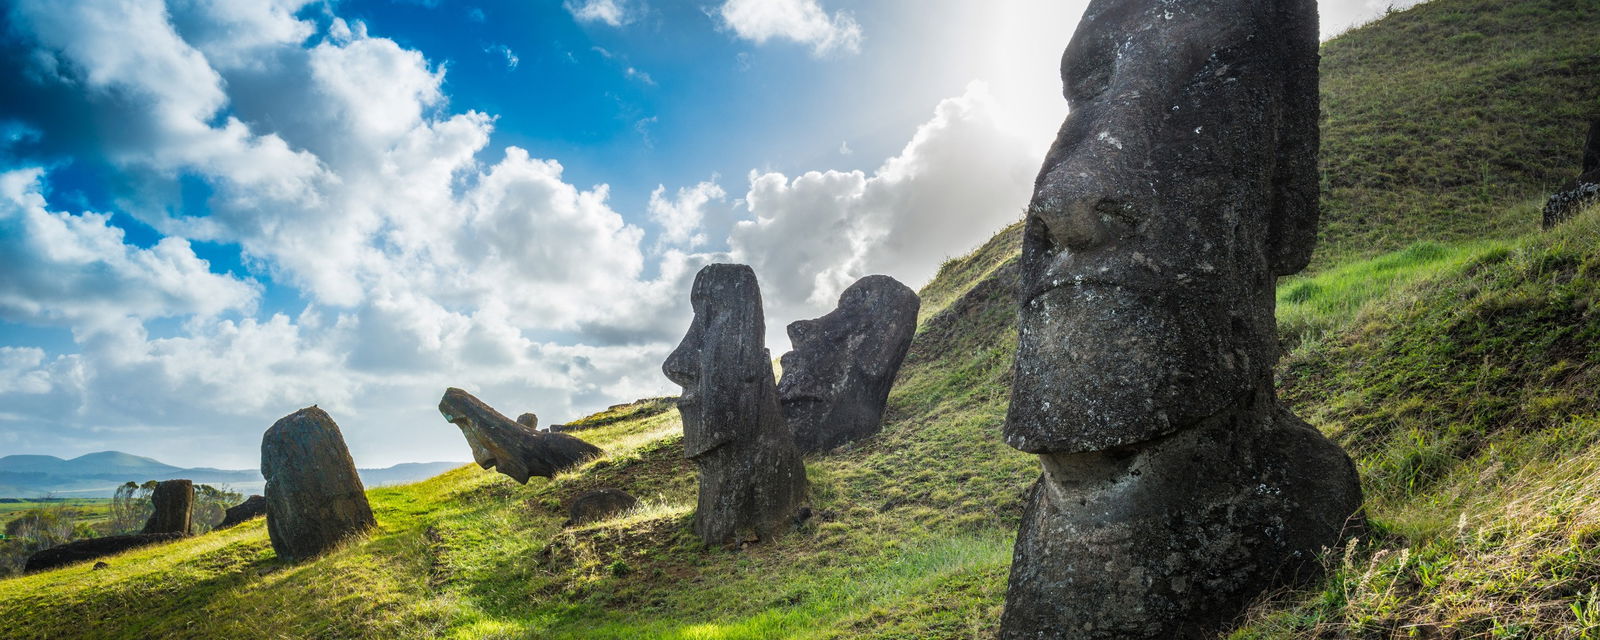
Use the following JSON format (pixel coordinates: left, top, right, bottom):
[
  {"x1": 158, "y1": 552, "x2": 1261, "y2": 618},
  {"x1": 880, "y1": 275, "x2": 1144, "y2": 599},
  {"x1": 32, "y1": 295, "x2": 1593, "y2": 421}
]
[
  {"x1": 999, "y1": 1, "x2": 1363, "y2": 637},
  {"x1": 437, "y1": 388, "x2": 602, "y2": 483},
  {"x1": 261, "y1": 406, "x2": 376, "y2": 561},
  {"x1": 141, "y1": 478, "x2": 194, "y2": 535},
  {"x1": 663, "y1": 264, "x2": 807, "y2": 545},
  {"x1": 778, "y1": 275, "x2": 920, "y2": 453}
]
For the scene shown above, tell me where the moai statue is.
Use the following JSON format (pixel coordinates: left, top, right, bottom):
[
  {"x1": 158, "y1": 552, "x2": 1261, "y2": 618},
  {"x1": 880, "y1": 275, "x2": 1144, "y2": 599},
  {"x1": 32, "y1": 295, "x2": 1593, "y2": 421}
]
[
  {"x1": 141, "y1": 479, "x2": 194, "y2": 535},
  {"x1": 778, "y1": 275, "x2": 920, "y2": 453},
  {"x1": 663, "y1": 264, "x2": 807, "y2": 545},
  {"x1": 261, "y1": 406, "x2": 376, "y2": 562},
  {"x1": 999, "y1": 1, "x2": 1364, "y2": 637},
  {"x1": 438, "y1": 388, "x2": 602, "y2": 483}
]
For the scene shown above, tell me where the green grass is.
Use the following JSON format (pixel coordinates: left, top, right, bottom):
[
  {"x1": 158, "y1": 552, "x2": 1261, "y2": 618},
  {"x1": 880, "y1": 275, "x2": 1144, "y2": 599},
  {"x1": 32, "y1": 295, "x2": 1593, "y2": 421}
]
[{"x1": 1313, "y1": 0, "x2": 1599, "y2": 269}]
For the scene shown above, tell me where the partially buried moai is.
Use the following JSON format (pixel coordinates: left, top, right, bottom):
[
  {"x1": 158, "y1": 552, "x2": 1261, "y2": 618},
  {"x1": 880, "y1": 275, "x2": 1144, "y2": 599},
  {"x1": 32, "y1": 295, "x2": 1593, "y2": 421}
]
[
  {"x1": 140, "y1": 479, "x2": 193, "y2": 536},
  {"x1": 663, "y1": 264, "x2": 807, "y2": 545},
  {"x1": 261, "y1": 406, "x2": 376, "y2": 562},
  {"x1": 1000, "y1": 0, "x2": 1363, "y2": 638},
  {"x1": 778, "y1": 275, "x2": 920, "y2": 454}
]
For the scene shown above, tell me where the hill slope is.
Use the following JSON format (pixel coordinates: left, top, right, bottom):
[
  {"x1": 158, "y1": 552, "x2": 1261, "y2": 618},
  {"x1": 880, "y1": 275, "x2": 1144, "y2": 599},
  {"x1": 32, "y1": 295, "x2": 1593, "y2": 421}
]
[{"x1": 1, "y1": 0, "x2": 1598, "y2": 637}]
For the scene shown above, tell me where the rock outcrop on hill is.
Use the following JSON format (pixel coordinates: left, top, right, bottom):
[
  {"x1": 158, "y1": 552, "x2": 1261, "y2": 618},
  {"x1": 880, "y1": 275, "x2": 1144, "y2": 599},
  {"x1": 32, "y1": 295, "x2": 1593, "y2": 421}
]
[
  {"x1": 1543, "y1": 118, "x2": 1600, "y2": 228},
  {"x1": 998, "y1": 0, "x2": 1363, "y2": 637},
  {"x1": 140, "y1": 479, "x2": 193, "y2": 536},
  {"x1": 261, "y1": 406, "x2": 376, "y2": 562},
  {"x1": 437, "y1": 388, "x2": 602, "y2": 483},
  {"x1": 564, "y1": 488, "x2": 638, "y2": 526},
  {"x1": 778, "y1": 275, "x2": 920, "y2": 454},
  {"x1": 663, "y1": 264, "x2": 807, "y2": 545}
]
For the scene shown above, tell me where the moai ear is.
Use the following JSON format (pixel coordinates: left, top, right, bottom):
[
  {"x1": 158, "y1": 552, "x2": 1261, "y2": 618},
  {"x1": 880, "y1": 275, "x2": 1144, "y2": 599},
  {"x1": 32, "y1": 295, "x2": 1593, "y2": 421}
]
[{"x1": 1266, "y1": 0, "x2": 1322, "y2": 277}]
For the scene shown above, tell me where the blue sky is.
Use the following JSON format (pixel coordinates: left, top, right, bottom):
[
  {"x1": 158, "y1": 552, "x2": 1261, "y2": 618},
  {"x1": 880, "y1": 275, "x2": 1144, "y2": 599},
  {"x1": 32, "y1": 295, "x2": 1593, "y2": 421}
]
[{"x1": 0, "y1": 0, "x2": 1415, "y2": 470}]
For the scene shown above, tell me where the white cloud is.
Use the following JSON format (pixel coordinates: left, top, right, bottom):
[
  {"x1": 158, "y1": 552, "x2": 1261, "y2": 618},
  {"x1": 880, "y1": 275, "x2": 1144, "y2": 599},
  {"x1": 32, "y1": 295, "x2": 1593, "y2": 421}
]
[
  {"x1": 487, "y1": 44, "x2": 519, "y2": 70},
  {"x1": 727, "y1": 82, "x2": 1037, "y2": 318},
  {"x1": 0, "y1": 347, "x2": 52, "y2": 394},
  {"x1": 648, "y1": 179, "x2": 726, "y2": 248},
  {"x1": 0, "y1": 168, "x2": 260, "y2": 326},
  {"x1": 717, "y1": 0, "x2": 862, "y2": 56},
  {"x1": 565, "y1": 0, "x2": 634, "y2": 27}
]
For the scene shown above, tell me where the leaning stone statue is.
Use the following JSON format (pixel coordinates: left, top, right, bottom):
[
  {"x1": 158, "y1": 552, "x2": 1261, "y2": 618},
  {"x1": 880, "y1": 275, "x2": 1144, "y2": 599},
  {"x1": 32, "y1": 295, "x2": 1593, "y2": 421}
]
[
  {"x1": 261, "y1": 406, "x2": 376, "y2": 562},
  {"x1": 438, "y1": 388, "x2": 602, "y2": 483},
  {"x1": 999, "y1": 1, "x2": 1363, "y2": 637},
  {"x1": 141, "y1": 478, "x2": 194, "y2": 535},
  {"x1": 778, "y1": 275, "x2": 920, "y2": 453},
  {"x1": 663, "y1": 263, "x2": 807, "y2": 545}
]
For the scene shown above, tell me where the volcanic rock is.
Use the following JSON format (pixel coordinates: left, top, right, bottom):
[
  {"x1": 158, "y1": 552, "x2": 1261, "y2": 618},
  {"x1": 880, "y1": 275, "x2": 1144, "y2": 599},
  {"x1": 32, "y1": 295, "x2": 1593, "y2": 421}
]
[
  {"x1": 1543, "y1": 120, "x2": 1600, "y2": 228},
  {"x1": 216, "y1": 495, "x2": 266, "y2": 530},
  {"x1": 261, "y1": 406, "x2": 376, "y2": 562},
  {"x1": 564, "y1": 488, "x2": 638, "y2": 526},
  {"x1": 516, "y1": 413, "x2": 539, "y2": 429},
  {"x1": 778, "y1": 275, "x2": 920, "y2": 453},
  {"x1": 663, "y1": 264, "x2": 807, "y2": 545}
]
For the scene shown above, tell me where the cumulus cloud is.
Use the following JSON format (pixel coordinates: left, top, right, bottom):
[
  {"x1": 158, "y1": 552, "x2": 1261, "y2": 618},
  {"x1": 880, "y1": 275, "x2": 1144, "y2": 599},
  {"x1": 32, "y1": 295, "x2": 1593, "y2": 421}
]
[
  {"x1": 565, "y1": 0, "x2": 635, "y2": 27},
  {"x1": 0, "y1": 1, "x2": 715, "y2": 466},
  {"x1": 717, "y1": 0, "x2": 862, "y2": 56},
  {"x1": 727, "y1": 82, "x2": 1037, "y2": 318},
  {"x1": 0, "y1": 168, "x2": 259, "y2": 325},
  {"x1": 648, "y1": 180, "x2": 726, "y2": 248}
]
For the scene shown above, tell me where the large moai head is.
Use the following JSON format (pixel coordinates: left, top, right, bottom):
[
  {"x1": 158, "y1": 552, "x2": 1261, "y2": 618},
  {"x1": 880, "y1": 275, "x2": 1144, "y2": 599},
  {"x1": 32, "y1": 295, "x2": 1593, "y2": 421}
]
[
  {"x1": 261, "y1": 406, "x2": 376, "y2": 562},
  {"x1": 662, "y1": 263, "x2": 773, "y2": 459},
  {"x1": 778, "y1": 275, "x2": 920, "y2": 453},
  {"x1": 1006, "y1": 0, "x2": 1321, "y2": 455}
]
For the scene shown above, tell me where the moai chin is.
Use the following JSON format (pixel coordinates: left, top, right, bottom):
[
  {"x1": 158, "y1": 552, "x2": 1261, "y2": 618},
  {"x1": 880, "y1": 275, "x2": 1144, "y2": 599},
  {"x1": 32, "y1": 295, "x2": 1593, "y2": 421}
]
[
  {"x1": 662, "y1": 263, "x2": 807, "y2": 546},
  {"x1": 999, "y1": 1, "x2": 1363, "y2": 637},
  {"x1": 778, "y1": 274, "x2": 920, "y2": 454}
]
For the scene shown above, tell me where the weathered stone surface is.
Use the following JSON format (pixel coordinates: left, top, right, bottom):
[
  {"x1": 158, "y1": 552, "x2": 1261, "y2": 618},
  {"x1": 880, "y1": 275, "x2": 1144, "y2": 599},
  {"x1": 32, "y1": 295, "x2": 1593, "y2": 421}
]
[
  {"x1": 564, "y1": 488, "x2": 638, "y2": 526},
  {"x1": 778, "y1": 275, "x2": 920, "y2": 453},
  {"x1": 216, "y1": 495, "x2": 266, "y2": 530},
  {"x1": 24, "y1": 533, "x2": 183, "y2": 573},
  {"x1": 663, "y1": 264, "x2": 807, "y2": 545},
  {"x1": 437, "y1": 388, "x2": 603, "y2": 483},
  {"x1": 516, "y1": 412, "x2": 538, "y2": 429},
  {"x1": 999, "y1": 1, "x2": 1363, "y2": 637},
  {"x1": 1543, "y1": 119, "x2": 1600, "y2": 229},
  {"x1": 261, "y1": 406, "x2": 376, "y2": 562},
  {"x1": 140, "y1": 479, "x2": 194, "y2": 535}
]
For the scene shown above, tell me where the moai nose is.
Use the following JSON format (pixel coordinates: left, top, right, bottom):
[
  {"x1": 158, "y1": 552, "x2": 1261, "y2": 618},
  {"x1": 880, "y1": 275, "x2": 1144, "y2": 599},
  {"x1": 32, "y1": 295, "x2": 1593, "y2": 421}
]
[{"x1": 1039, "y1": 199, "x2": 1114, "y2": 253}]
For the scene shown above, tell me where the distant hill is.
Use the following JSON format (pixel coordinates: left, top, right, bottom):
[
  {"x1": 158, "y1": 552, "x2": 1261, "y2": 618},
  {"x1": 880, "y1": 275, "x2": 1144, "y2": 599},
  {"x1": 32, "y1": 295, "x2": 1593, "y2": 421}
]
[{"x1": 0, "y1": 451, "x2": 464, "y2": 498}]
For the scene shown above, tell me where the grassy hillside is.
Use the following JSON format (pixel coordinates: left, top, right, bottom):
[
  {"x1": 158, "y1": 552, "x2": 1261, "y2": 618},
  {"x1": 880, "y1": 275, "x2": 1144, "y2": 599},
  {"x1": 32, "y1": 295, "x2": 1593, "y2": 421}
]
[
  {"x1": 1313, "y1": 0, "x2": 1599, "y2": 269},
  {"x1": 3, "y1": 0, "x2": 1599, "y2": 638}
]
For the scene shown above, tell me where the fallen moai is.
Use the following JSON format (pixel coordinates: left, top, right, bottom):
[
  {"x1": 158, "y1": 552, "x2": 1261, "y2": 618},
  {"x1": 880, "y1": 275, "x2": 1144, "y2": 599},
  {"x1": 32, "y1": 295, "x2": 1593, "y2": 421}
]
[
  {"x1": 24, "y1": 533, "x2": 184, "y2": 573},
  {"x1": 778, "y1": 275, "x2": 920, "y2": 453},
  {"x1": 998, "y1": 0, "x2": 1363, "y2": 637},
  {"x1": 140, "y1": 478, "x2": 193, "y2": 536},
  {"x1": 437, "y1": 388, "x2": 603, "y2": 483},
  {"x1": 261, "y1": 406, "x2": 376, "y2": 562},
  {"x1": 663, "y1": 263, "x2": 807, "y2": 545}
]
